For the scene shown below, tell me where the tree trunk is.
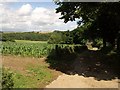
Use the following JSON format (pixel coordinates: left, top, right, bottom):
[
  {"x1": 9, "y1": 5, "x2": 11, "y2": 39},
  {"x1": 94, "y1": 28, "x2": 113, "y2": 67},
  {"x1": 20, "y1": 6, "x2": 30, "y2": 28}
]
[
  {"x1": 117, "y1": 36, "x2": 120, "y2": 52},
  {"x1": 103, "y1": 38, "x2": 106, "y2": 48}
]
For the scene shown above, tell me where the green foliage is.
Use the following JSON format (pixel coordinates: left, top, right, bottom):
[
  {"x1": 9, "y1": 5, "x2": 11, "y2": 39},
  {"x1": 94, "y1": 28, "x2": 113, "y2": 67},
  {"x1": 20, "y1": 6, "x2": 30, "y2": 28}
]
[
  {"x1": 2, "y1": 41, "x2": 84, "y2": 58},
  {"x1": 71, "y1": 24, "x2": 90, "y2": 45},
  {"x1": 2, "y1": 42, "x2": 55, "y2": 58},
  {"x1": 92, "y1": 38, "x2": 103, "y2": 48},
  {"x1": 48, "y1": 31, "x2": 64, "y2": 44},
  {"x1": 13, "y1": 65, "x2": 52, "y2": 88},
  {"x1": 48, "y1": 23, "x2": 92, "y2": 45},
  {"x1": 63, "y1": 31, "x2": 73, "y2": 44},
  {"x1": 2, "y1": 68, "x2": 14, "y2": 89},
  {"x1": 1, "y1": 34, "x2": 15, "y2": 42},
  {"x1": 46, "y1": 45, "x2": 87, "y2": 72},
  {"x1": 48, "y1": 31, "x2": 73, "y2": 44},
  {"x1": 55, "y1": 2, "x2": 120, "y2": 51},
  {"x1": 2, "y1": 65, "x2": 53, "y2": 88},
  {"x1": 1, "y1": 32, "x2": 51, "y2": 42}
]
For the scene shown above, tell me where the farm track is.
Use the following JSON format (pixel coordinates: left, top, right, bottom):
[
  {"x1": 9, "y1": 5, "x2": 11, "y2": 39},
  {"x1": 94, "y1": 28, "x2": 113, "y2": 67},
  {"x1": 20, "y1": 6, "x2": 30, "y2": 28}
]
[
  {"x1": 2, "y1": 55, "x2": 62, "y2": 88},
  {"x1": 2, "y1": 51, "x2": 119, "y2": 88},
  {"x1": 45, "y1": 74, "x2": 118, "y2": 88},
  {"x1": 2, "y1": 55, "x2": 62, "y2": 75},
  {"x1": 2, "y1": 55, "x2": 47, "y2": 74},
  {"x1": 45, "y1": 51, "x2": 119, "y2": 88}
]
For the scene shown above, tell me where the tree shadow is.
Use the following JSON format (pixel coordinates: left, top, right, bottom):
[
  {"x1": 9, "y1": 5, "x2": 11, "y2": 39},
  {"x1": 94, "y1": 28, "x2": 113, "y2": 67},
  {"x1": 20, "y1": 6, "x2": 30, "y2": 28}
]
[
  {"x1": 45, "y1": 45, "x2": 120, "y2": 81},
  {"x1": 71, "y1": 50, "x2": 120, "y2": 81}
]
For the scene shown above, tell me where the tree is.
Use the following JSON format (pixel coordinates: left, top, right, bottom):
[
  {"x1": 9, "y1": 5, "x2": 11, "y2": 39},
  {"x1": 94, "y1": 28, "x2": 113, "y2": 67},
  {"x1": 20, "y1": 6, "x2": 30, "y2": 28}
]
[
  {"x1": 48, "y1": 30, "x2": 74, "y2": 44},
  {"x1": 64, "y1": 30, "x2": 73, "y2": 44},
  {"x1": 48, "y1": 31, "x2": 64, "y2": 44},
  {"x1": 55, "y1": 1, "x2": 120, "y2": 51}
]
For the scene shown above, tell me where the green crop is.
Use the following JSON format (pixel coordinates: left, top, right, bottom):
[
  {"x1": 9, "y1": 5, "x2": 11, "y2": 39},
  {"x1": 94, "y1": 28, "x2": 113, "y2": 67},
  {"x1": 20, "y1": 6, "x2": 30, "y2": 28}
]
[
  {"x1": 1, "y1": 41, "x2": 82, "y2": 58},
  {"x1": 2, "y1": 42, "x2": 55, "y2": 58}
]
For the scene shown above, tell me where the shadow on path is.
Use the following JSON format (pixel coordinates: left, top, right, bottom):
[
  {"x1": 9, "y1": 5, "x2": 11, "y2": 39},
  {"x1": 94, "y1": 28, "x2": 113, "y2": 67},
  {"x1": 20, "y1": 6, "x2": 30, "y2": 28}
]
[{"x1": 45, "y1": 45, "x2": 120, "y2": 81}]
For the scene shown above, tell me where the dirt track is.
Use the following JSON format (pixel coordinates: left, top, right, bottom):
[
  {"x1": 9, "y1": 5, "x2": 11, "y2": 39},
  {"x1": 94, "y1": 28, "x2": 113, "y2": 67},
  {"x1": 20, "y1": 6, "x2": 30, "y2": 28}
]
[
  {"x1": 45, "y1": 50, "x2": 119, "y2": 88},
  {"x1": 45, "y1": 73, "x2": 118, "y2": 88},
  {"x1": 46, "y1": 74, "x2": 118, "y2": 88},
  {"x1": 2, "y1": 55, "x2": 119, "y2": 88}
]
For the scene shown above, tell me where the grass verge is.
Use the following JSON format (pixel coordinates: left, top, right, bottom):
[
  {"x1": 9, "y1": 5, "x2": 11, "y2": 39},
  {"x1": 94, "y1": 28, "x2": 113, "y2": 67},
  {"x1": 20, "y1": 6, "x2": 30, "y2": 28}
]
[
  {"x1": 2, "y1": 56, "x2": 61, "y2": 88},
  {"x1": 13, "y1": 65, "x2": 52, "y2": 88}
]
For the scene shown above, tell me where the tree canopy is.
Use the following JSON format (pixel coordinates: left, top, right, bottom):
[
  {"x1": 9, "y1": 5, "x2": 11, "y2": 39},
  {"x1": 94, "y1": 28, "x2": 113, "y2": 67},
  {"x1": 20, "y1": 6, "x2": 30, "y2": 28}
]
[
  {"x1": 1, "y1": 32, "x2": 51, "y2": 42},
  {"x1": 55, "y1": 1, "x2": 120, "y2": 51}
]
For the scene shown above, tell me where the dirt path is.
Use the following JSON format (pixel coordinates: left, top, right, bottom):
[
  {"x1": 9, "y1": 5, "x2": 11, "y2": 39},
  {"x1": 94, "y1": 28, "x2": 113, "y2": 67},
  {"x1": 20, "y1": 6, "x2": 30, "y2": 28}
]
[
  {"x1": 2, "y1": 55, "x2": 62, "y2": 88},
  {"x1": 45, "y1": 74, "x2": 118, "y2": 88},
  {"x1": 45, "y1": 50, "x2": 119, "y2": 88},
  {"x1": 2, "y1": 55, "x2": 61, "y2": 75},
  {"x1": 2, "y1": 54, "x2": 119, "y2": 88},
  {"x1": 2, "y1": 55, "x2": 47, "y2": 74}
]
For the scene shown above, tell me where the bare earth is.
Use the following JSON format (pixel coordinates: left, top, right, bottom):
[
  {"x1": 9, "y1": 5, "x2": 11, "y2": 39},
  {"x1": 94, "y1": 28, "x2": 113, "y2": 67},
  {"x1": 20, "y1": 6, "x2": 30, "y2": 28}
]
[
  {"x1": 2, "y1": 55, "x2": 61, "y2": 87},
  {"x1": 45, "y1": 74, "x2": 118, "y2": 88},
  {"x1": 2, "y1": 55, "x2": 48, "y2": 74},
  {"x1": 45, "y1": 50, "x2": 119, "y2": 88},
  {"x1": 2, "y1": 55, "x2": 119, "y2": 88}
]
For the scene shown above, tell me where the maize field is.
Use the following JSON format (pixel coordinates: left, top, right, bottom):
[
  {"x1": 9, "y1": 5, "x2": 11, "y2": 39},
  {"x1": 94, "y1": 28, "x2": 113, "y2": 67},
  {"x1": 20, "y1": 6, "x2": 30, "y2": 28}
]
[
  {"x1": 1, "y1": 41, "x2": 83, "y2": 58},
  {"x1": 1, "y1": 42, "x2": 55, "y2": 57}
]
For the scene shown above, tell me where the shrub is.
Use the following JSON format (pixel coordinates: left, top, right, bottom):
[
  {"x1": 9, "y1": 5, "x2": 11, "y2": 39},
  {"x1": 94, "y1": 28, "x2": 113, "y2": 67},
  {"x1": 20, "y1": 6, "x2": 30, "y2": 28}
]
[{"x1": 2, "y1": 68, "x2": 14, "y2": 89}]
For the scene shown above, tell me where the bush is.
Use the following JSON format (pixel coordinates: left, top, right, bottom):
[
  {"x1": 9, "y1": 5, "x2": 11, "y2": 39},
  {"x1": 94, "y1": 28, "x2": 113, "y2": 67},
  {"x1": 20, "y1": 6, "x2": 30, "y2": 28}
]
[
  {"x1": 92, "y1": 38, "x2": 103, "y2": 48},
  {"x1": 2, "y1": 68, "x2": 14, "y2": 89}
]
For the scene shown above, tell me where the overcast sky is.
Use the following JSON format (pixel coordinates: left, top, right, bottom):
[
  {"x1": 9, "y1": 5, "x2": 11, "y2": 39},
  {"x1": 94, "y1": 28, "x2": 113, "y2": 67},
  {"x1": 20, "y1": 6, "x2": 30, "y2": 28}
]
[{"x1": 0, "y1": 0, "x2": 78, "y2": 32}]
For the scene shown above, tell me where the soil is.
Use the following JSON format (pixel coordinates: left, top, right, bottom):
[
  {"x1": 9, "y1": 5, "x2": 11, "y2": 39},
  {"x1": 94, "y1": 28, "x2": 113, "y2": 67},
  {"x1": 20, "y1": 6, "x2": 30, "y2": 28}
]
[
  {"x1": 45, "y1": 74, "x2": 118, "y2": 88},
  {"x1": 2, "y1": 55, "x2": 47, "y2": 74},
  {"x1": 2, "y1": 55, "x2": 62, "y2": 87},
  {"x1": 45, "y1": 50, "x2": 119, "y2": 88},
  {"x1": 2, "y1": 55, "x2": 119, "y2": 88}
]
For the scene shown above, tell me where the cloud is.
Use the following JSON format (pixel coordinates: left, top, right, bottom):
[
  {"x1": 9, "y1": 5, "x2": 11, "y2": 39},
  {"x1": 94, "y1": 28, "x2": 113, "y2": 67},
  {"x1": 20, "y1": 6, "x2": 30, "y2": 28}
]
[
  {"x1": 1, "y1": 3, "x2": 77, "y2": 32},
  {"x1": 18, "y1": 4, "x2": 32, "y2": 15},
  {"x1": 0, "y1": 0, "x2": 53, "y2": 2},
  {"x1": 31, "y1": 7, "x2": 52, "y2": 25},
  {"x1": 0, "y1": 0, "x2": 18, "y2": 3}
]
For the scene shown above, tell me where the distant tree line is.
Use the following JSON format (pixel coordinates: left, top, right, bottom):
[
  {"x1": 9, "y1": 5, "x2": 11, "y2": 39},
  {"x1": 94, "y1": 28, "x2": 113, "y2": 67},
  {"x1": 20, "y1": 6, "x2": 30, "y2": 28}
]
[{"x1": 1, "y1": 32, "x2": 51, "y2": 41}]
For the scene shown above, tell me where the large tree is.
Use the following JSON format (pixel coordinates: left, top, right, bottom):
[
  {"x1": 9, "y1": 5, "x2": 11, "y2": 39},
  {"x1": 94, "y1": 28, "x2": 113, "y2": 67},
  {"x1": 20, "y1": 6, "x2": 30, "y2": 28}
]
[{"x1": 55, "y1": 1, "x2": 120, "y2": 51}]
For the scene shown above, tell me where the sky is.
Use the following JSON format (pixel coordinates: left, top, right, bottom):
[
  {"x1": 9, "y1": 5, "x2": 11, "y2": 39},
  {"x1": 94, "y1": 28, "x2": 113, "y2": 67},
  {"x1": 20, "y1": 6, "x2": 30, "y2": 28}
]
[{"x1": 0, "y1": 0, "x2": 78, "y2": 32}]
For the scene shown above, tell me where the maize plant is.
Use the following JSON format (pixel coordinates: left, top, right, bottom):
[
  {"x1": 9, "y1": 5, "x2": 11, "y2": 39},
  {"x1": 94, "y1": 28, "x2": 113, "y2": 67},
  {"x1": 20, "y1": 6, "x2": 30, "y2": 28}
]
[{"x1": 2, "y1": 42, "x2": 54, "y2": 58}]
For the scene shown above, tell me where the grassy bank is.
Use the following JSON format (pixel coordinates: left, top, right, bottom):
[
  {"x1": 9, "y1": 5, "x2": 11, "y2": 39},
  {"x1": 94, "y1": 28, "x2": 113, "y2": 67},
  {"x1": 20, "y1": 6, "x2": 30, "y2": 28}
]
[{"x1": 2, "y1": 56, "x2": 61, "y2": 88}]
